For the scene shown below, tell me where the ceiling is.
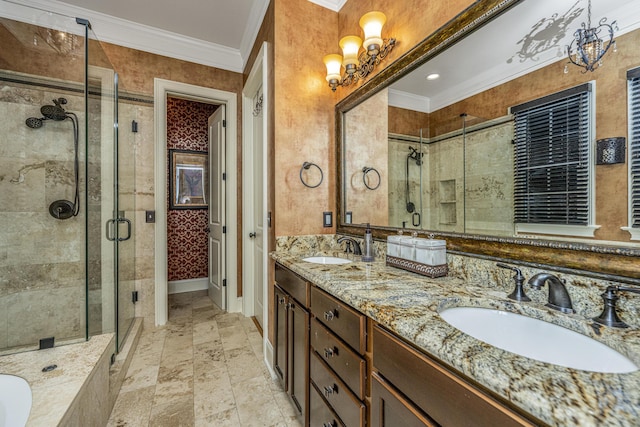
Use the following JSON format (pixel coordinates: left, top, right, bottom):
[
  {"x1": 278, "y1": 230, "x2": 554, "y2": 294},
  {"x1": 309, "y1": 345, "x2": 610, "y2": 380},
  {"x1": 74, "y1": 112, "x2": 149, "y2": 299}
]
[
  {"x1": 56, "y1": 0, "x2": 266, "y2": 50},
  {"x1": 5, "y1": 0, "x2": 275, "y2": 72},
  {"x1": 389, "y1": 0, "x2": 640, "y2": 113}
]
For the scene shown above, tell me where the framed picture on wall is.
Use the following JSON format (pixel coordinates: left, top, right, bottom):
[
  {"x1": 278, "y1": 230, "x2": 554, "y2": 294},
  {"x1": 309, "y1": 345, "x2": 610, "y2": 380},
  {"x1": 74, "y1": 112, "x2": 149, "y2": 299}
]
[{"x1": 169, "y1": 149, "x2": 208, "y2": 209}]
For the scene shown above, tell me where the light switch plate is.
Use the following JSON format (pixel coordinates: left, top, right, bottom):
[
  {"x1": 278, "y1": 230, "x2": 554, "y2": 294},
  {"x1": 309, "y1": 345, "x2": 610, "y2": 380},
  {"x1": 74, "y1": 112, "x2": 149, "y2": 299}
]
[{"x1": 323, "y1": 211, "x2": 332, "y2": 227}]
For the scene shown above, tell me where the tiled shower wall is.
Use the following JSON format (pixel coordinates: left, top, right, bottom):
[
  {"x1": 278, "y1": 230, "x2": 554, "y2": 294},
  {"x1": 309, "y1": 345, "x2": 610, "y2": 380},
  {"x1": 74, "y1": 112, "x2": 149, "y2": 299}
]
[
  {"x1": 387, "y1": 121, "x2": 514, "y2": 236},
  {"x1": 0, "y1": 81, "x2": 87, "y2": 351}
]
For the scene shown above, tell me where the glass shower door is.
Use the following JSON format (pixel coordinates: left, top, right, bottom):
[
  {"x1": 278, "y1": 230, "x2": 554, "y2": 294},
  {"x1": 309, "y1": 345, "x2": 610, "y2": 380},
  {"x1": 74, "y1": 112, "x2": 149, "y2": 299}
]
[
  {"x1": 114, "y1": 72, "x2": 136, "y2": 351},
  {"x1": 87, "y1": 28, "x2": 135, "y2": 352}
]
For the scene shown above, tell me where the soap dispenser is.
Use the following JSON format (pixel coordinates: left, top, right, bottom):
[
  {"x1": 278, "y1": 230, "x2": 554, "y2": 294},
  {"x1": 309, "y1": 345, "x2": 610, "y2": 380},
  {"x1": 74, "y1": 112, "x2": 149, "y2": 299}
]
[{"x1": 362, "y1": 223, "x2": 375, "y2": 262}]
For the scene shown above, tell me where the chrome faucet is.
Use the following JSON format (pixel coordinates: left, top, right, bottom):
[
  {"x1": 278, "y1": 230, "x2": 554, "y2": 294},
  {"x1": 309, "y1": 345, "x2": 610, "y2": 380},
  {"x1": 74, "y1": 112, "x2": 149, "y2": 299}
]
[
  {"x1": 527, "y1": 273, "x2": 575, "y2": 314},
  {"x1": 337, "y1": 236, "x2": 362, "y2": 255}
]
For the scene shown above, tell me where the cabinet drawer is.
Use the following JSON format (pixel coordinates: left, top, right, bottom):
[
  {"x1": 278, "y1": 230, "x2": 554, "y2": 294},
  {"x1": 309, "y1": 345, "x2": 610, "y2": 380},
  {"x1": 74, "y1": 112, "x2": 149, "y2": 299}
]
[
  {"x1": 311, "y1": 286, "x2": 366, "y2": 354},
  {"x1": 371, "y1": 372, "x2": 437, "y2": 427},
  {"x1": 373, "y1": 325, "x2": 537, "y2": 427},
  {"x1": 311, "y1": 318, "x2": 366, "y2": 399},
  {"x1": 275, "y1": 263, "x2": 309, "y2": 306},
  {"x1": 310, "y1": 351, "x2": 365, "y2": 427},
  {"x1": 310, "y1": 382, "x2": 345, "y2": 427}
]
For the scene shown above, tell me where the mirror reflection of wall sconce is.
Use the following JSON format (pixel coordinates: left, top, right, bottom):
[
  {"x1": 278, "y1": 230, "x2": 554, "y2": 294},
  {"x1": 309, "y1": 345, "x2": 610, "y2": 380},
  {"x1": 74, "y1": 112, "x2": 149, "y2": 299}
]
[
  {"x1": 323, "y1": 11, "x2": 396, "y2": 92},
  {"x1": 566, "y1": 0, "x2": 618, "y2": 73},
  {"x1": 596, "y1": 137, "x2": 625, "y2": 165},
  {"x1": 362, "y1": 166, "x2": 381, "y2": 190},
  {"x1": 300, "y1": 162, "x2": 324, "y2": 188}
]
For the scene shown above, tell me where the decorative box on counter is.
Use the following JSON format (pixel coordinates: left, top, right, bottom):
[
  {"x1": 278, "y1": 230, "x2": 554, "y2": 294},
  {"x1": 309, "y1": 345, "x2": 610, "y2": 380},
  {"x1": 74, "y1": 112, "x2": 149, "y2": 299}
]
[{"x1": 386, "y1": 234, "x2": 448, "y2": 278}]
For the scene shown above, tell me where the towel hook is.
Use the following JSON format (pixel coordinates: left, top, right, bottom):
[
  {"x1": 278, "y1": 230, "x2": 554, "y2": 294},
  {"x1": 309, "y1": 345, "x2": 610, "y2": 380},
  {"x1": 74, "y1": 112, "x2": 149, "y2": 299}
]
[
  {"x1": 300, "y1": 162, "x2": 323, "y2": 188},
  {"x1": 362, "y1": 166, "x2": 381, "y2": 190}
]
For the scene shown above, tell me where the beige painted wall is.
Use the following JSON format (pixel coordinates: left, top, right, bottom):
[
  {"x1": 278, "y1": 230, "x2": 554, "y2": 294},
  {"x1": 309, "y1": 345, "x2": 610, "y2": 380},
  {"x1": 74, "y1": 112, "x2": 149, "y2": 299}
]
[
  {"x1": 272, "y1": 0, "x2": 339, "y2": 237},
  {"x1": 344, "y1": 88, "x2": 389, "y2": 225}
]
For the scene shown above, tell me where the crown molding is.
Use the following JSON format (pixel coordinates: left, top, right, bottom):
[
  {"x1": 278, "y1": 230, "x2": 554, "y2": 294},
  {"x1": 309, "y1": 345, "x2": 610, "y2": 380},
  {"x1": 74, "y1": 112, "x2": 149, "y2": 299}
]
[
  {"x1": 388, "y1": 89, "x2": 430, "y2": 113},
  {"x1": 307, "y1": 0, "x2": 347, "y2": 12},
  {"x1": 6, "y1": 0, "x2": 244, "y2": 73},
  {"x1": 239, "y1": 0, "x2": 270, "y2": 71}
]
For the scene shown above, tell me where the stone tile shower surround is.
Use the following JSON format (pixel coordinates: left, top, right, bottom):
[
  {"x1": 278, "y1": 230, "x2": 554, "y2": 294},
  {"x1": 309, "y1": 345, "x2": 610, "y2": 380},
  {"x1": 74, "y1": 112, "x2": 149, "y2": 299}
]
[
  {"x1": 275, "y1": 234, "x2": 640, "y2": 324},
  {"x1": 0, "y1": 79, "x2": 88, "y2": 352}
]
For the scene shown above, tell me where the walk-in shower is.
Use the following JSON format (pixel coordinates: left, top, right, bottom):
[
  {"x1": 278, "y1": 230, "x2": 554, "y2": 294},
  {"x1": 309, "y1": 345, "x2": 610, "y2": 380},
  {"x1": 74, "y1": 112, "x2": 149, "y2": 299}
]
[
  {"x1": 0, "y1": 1, "x2": 135, "y2": 356},
  {"x1": 26, "y1": 97, "x2": 80, "y2": 220}
]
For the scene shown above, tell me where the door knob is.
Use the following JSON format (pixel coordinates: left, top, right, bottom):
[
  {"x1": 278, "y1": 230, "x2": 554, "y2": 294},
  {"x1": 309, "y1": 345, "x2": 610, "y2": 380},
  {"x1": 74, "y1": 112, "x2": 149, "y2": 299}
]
[{"x1": 249, "y1": 232, "x2": 256, "y2": 238}]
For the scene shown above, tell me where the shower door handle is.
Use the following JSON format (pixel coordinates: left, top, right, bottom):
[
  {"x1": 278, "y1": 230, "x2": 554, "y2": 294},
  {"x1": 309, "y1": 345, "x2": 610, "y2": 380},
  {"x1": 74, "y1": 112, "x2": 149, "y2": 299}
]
[
  {"x1": 117, "y1": 218, "x2": 132, "y2": 242},
  {"x1": 106, "y1": 219, "x2": 117, "y2": 241}
]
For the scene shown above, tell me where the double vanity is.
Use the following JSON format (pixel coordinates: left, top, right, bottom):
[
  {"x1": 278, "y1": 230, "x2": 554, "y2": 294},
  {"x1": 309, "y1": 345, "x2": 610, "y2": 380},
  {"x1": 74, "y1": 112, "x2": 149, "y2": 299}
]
[{"x1": 271, "y1": 236, "x2": 640, "y2": 427}]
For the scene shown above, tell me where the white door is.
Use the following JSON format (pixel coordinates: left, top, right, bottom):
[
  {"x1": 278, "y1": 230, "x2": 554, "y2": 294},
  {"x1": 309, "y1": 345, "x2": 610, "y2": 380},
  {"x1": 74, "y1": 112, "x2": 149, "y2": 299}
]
[
  {"x1": 208, "y1": 106, "x2": 226, "y2": 309},
  {"x1": 251, "y1": 89, "x2": 265, "y2": 327}
]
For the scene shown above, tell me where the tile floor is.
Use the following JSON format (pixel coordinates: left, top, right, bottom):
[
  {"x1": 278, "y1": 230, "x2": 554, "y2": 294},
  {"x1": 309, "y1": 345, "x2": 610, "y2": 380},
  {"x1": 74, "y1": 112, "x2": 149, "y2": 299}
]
[{"x1": 107, "y1": 291, "x2": 303, "y2": 427}]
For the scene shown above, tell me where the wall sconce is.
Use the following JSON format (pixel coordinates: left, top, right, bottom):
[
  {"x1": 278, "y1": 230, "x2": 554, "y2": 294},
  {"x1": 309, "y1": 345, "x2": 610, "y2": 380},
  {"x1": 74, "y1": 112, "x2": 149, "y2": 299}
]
[
  {"x1": 323, "y1": 11, "x2": 396, "y2": 91},
  {"x1": 565, "y1": 0, "x2": 618, "y2": 73},
  {"x1": 596, "y1": 137, "x2": 625, "y2": 165}
]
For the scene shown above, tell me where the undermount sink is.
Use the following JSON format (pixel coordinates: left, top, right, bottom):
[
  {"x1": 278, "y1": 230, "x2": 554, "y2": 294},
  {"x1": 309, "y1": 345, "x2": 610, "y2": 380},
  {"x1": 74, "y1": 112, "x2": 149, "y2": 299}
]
[
  {"x1": 439, "y1": 306, "x2": 638, "y2": 374},
  {"x1": 302, "y1": 256, "x2": 352, "y2": 265}
]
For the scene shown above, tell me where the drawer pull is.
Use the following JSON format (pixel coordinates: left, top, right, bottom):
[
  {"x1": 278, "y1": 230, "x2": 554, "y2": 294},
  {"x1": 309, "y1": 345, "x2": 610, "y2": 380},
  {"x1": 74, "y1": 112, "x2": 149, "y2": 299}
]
[
  {"x1": 323, "y1": 422, "x2": 337, "y2": 427},
  {"x1": 324, "y1": 309, "x2": 336, "y2": 321},
  {"x1": 323, "y1": 383, "x2": 338, "y2": 397},
  {"x1": 324, "y1": 347, "x2": 338, "y2": 358},
  {"x1": 278, "y1": 297, "x2": 286, "y2": 305}
]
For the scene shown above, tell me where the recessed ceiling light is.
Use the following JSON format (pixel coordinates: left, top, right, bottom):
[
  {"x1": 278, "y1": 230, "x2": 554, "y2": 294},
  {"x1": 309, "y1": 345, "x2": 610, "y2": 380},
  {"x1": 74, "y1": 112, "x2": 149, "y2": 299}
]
[{"x1": 426, "y1": 73, "x2": 440, "y2": 80}]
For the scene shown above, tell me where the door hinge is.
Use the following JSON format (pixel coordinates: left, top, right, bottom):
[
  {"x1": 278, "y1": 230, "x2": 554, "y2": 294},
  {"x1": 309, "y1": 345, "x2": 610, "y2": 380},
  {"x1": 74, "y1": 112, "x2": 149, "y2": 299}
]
[
  {"x1": 222, "y1": 226, "x2": 227, "y2": 233},
  {"x1": 222, "y1": 172, "x2": 226, "y2": 181},
  {"x1": 132, "y1": 291, "x2": 139, "y2": 304},
  {"x1": 222, "y1": 119, "x2": 226, "y2": 127},
  {"x1": 223, "y1": 279, "x2": 227, "y2": 287}
]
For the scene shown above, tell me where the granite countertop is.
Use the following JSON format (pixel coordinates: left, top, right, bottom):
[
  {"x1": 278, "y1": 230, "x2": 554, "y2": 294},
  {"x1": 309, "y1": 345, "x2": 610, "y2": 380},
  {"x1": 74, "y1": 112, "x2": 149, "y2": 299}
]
[{"x1": 271, "y1": 251, "x2": 640, "y2": 427}]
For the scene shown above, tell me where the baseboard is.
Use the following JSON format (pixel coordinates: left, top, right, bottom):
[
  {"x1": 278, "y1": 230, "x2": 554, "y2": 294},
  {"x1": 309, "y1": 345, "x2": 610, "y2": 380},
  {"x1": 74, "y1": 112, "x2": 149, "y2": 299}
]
[
  {"x1": 264, "y1": 338, "x2": 276, "y2": 379},
  {"x1": 168, "y1": 278, "x2": 208, "y2": 294}
]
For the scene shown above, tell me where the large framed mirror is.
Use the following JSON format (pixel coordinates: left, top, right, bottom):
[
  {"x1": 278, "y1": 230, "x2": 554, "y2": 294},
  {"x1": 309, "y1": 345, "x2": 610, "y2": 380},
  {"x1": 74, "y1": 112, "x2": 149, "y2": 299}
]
[{"x1": 337, "y1": 0, "x2": 640, "y2": 279}]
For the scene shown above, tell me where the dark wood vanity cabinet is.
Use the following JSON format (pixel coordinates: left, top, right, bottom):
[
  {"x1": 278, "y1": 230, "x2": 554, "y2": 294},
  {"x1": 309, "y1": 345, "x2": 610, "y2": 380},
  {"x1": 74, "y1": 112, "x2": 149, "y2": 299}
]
[
  {"x1": 371, "y1": 371, "x2": 437, "y2": 427},
  {"x1": 274, "y1": 264, "x2": 310, "y2": 423},
  {"x1": 309, "y1": 286, "x2": 367, "y2": 427},
  {"x1": 372, "y1": 325, "x2": 539, "y2": 427},
  {"x1": 275, "y1": 263, "x2": 541, "y2": 427}
]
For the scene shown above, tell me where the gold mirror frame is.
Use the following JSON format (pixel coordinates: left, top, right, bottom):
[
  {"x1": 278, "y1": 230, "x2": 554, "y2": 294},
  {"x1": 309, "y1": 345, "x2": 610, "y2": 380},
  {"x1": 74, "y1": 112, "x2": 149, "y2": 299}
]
[{"x1": 336, "y1": 0, "x2": 640, "y2": 281}]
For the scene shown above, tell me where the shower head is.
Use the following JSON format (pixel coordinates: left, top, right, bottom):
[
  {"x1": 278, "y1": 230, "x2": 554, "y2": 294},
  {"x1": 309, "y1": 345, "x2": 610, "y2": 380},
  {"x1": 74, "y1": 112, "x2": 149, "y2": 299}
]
[
  {"x1": 25, "y1": 117, "x2": 44, "y2": 129},
  {"x1": 40, "y1": 104, "x2": 68, "y2": 121},
  {"x1": 408, "y1": 146, "x2": 423, "y2": 165}
]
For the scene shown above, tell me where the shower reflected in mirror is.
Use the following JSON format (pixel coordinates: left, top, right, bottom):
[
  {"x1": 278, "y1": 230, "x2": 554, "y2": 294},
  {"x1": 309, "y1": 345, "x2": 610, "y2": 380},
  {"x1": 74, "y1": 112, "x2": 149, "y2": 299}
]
[{"x1": 26, "y1": 97, "x2": 80, "y2": 219}]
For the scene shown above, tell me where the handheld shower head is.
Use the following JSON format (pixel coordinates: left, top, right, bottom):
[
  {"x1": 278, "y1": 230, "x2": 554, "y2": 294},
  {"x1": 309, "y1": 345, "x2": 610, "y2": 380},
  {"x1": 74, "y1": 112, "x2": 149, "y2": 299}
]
[{"x1": 25, "y1": 117, "x2": 44, "y2": 129}]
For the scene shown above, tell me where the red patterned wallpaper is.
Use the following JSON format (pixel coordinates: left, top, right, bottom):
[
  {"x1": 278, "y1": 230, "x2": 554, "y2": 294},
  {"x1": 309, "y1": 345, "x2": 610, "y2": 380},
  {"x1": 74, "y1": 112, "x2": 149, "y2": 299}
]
[{"x1": 167, "y1": 97, "x2": 219, "y2": 282}]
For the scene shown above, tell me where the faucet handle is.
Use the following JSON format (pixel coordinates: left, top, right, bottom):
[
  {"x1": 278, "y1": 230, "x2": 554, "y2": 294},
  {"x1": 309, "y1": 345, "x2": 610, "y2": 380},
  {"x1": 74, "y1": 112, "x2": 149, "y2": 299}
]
[
  {"x1": 343, "y1": 240, "x2": 353, "y2": 254},
  {"x1": 593, "y1": 285, "x2": 640, "y2": 328},
  {"x1": 496, "y1": 263, "x2": 531, "y2": 302}
]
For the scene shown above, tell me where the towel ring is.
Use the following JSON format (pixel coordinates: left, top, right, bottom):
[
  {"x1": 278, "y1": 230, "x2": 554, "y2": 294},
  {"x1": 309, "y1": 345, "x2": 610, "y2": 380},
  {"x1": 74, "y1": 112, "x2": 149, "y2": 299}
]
[
  {"x1": 300, "y1": 162, "x2": 323, "y2": 188},
  {"x1": 362, "y1": 166, "x2": 381, "y2": 190}
]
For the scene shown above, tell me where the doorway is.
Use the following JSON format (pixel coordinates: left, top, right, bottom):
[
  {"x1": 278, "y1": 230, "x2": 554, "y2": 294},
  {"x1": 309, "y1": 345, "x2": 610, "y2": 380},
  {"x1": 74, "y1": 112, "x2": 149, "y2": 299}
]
[
  {"x1": 154, "y1": 79, "x2": 239, "y2": 326},
  {"x1": 242, "y1": 43, "x2": 269, "y2": 341}
]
